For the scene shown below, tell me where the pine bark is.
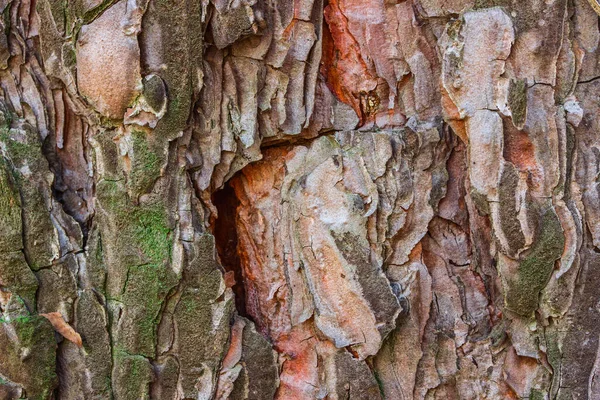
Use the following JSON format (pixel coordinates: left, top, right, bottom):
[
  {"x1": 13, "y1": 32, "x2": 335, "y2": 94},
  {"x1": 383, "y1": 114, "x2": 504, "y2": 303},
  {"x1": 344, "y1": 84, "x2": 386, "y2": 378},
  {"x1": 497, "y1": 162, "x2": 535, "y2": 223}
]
[{"x1": 0, "y1": 0, "x2": 599, "y2": 399}]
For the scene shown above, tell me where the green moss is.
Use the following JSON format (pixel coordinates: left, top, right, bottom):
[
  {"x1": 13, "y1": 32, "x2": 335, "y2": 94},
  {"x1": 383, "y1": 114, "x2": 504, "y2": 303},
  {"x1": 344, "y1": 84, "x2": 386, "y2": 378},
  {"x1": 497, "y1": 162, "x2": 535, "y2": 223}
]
[
  {"x1": 133, "y1": 204, "x2": 171, "y2": 266},
  {"x1": 0, "y1": 124, "x2": 57, "y2": 270},
  {"x1": 45, "y1": 0, "x2": 67, "y2": 35},
  {"x1": 12, "y1": 315, "x2": 38, "y2": 342},
  {"x1": 508, "y1": 79, "x2": 528, "y2": 128},
  {"x1": 96, "y1": 127, "x2": 165, "y2": 198},
  {"x1": 544, "y1": 327, "x2": 562, "y2": 398},
  {"x1": 0, "y1": 269, "x2": 38, "y2": 316},
  {"x1": 173, "y1": 287, "x2": 234, "y2": 397},
  {"x1": 86, "y1": 228, "x2": 107, "y2": 294},
  {"x1": 143, "y1": 75, "x2": 167, "y2": 113},
  {"x1": 498, "y1": 164, "x2": 526, "y2": 253},
  {"x1": 1, "y1": 135, "x2": 32, "y2": 162},
  {"x1": 179, "y1": 293, "x2": 197, "y2": 314},
  {"x1": 373, "y1": 370, "x2": 385, "y2": 397},
  {"x1": 0, "y1": 315, "x2": 57, "y2": 400},
  {"x1": 504, "y1": 205, "x2": 565, "y2": 316},
  {"x1": 129, "y1": 129, "x2": 163, "y2": 196},
  {"x1": 0, "y1": 129, "x2": 42, "y2": 173},
  {"x1": 45, "y1": 0, "x2": 119, "y2": 38},
  {"x1": 473, "y1": 0, "x2": 509, "y2": 9},
  {"x1": 81, "y1": 0, "x2": 118, "y2": 24},
  {"x1": 563, "y1": 126, "x2": 575, "y2": 200},
  {"x1": 0, "y1": 157, "x2": 22, "y2": 251},
  {"x1": 96, "y1": 179, "x2": 126, "y2": 212},
  {"x1": 105, "y1": 197, "x2": 174, "y2": 354},
  {"x1": 112, "y1": 349, "x2": 153, "y2": 400},
  {"x1": 121, "y1": 263, "x2": 177, "y2": 356},
  {"x1": 61, "y1": 42, "x2": 77, "y2": 69},
  {"x1": 97, "y1": 179, "x2": 172, "y2": 266},
  {"x1": 0, "y1": 314, "x2": 32, "y2": 324},
  {"x1": 170, "y1": 235, "x2": 235, "y2": 396},
  {"x1": 96, "y1": 178, "x2": 178, "y2": 356},
  {"x1": 529, "y1": 389, "x2": 546, "y2": 400}
]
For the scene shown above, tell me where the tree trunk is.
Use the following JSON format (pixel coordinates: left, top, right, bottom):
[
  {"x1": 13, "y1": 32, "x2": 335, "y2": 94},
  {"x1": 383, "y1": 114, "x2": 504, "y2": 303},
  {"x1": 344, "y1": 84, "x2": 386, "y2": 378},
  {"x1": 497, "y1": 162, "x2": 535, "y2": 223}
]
[{"x1": 0, "y1": 0, "x2": 599, "y2": 398}]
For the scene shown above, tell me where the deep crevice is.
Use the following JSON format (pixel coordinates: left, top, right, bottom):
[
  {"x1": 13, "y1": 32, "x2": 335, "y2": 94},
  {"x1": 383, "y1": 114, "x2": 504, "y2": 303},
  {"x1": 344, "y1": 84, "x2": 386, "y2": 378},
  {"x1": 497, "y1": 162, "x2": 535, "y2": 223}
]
[{"x1": 211, "y1": 178, "x2": 248, "y2": 318}]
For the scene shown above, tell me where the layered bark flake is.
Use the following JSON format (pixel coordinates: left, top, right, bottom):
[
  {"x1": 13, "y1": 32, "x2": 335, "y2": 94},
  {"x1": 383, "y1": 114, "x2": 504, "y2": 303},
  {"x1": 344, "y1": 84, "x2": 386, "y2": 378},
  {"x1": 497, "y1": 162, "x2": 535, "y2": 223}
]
[{"x1": 0, "y1": 0, "x2": 599, "y2": 399}]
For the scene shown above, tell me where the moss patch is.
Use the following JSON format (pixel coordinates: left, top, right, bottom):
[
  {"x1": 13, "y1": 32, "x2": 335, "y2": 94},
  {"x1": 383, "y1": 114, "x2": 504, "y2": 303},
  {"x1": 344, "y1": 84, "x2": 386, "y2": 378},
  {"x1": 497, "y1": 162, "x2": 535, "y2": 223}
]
[
  {"x1": 129, "y1": 129, "x2": 163, "y2": 196},
  {"x1": 96, "y1": 179, "x2": 172, "y2": 268},
  {"x1": 504, "y1": 205, "x2": 565, "y2": 316},
  {"x1": 0, "y1": 315, "x2": 57, "y2": 400},
  {"x1": 132, "y1": 204, "x2": 172, "y2": 265},
  {"x1": 96, "y1": 178, "x2": 177, "y2": 356},
  {"x1": 473, "y1": 0, "x2": 510, "y2": 9},
  {"x1": 112, "y1": 348, "x2": 153, "y2": 400},
  {"x1": 0, "y1": 157, "x2": 23, "y2": 251},
  {"x1": 0, "y1": 251, "x2": 38, "y2": 313},
  {"x1": 529, "y1": 389, "x2": 546, "y2": 400},
  {"x1": 0, "y1": 124, "x2": 58, "y2": 270},
  {"x1": 498, "y1": 163, "x2": 526, "y2": 254},
  {"x1": 119, "y1": 263, "x2": 177, "y2": 357},
  {"x1": 142, "y1": 75, "x2": 167, "y2": 113},
  {"x1": 508, "y1": 79, "x2": 528, "y2": 129}
]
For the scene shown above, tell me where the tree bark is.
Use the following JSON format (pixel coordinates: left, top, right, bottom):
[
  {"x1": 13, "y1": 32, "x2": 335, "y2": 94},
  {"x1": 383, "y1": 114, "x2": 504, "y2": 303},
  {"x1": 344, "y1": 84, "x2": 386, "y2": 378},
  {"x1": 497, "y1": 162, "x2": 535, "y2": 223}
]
[{"x1": 0, "y1": 0, "x2": 599, "y2": 399}]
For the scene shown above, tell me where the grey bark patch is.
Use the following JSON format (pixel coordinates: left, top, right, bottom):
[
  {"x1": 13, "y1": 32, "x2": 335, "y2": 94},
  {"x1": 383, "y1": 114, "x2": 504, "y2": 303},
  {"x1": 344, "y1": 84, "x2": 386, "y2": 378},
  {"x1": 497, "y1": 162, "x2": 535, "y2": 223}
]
[{"x1": 333, "y1": 231, "x2": 400, "y2": 339}]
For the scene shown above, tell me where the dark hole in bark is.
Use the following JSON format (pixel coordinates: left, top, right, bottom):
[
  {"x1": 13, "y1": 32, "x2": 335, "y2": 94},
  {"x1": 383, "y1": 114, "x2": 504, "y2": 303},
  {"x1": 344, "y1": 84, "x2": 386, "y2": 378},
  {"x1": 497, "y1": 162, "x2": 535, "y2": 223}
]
[{"x1": 211, "y1": 179, "x2": 248, "y2": 317}]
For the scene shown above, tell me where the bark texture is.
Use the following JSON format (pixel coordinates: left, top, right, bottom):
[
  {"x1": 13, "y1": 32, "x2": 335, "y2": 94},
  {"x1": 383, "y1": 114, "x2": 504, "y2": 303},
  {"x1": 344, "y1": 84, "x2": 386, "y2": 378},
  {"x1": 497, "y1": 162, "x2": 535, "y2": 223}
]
[{"x1": 0, "y1": 0, "x2": 599, "y2": 399}]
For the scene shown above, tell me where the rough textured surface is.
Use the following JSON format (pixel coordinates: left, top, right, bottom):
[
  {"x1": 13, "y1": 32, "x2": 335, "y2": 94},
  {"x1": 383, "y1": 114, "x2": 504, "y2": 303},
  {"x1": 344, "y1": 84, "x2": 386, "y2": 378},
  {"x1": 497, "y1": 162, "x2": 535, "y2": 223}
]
[{"x1": 1, "y1": 0, "x2": 600, "y2": 398}]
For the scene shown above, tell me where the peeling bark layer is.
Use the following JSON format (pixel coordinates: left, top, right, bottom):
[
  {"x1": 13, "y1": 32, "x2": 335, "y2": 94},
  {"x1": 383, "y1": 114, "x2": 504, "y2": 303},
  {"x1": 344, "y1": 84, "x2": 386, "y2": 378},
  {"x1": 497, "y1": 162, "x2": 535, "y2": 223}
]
[{"x1": 0, "y1": 0, "x2": 600, "y2": 399}]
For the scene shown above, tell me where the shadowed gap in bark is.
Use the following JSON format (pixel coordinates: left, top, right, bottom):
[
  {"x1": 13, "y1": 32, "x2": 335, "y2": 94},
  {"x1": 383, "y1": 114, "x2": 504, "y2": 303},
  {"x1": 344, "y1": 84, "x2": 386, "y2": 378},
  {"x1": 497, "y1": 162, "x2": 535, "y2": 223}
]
[{"x1": 212, "y1": 178, "x2": 248, "y2": 317}]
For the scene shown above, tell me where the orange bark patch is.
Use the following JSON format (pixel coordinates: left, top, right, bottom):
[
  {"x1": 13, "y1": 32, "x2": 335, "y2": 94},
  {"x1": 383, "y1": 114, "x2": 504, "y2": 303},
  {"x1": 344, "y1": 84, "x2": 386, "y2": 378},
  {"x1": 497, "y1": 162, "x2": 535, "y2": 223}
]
[
  {"x1": 275, "y1": 325, "x2": 331, "y2": 400},
  {"x1": 321, "y1": 0, "x2": 378, "y2": 125},
  {"x1": 229, "y1": 147, "x2": 291, "y2": 338},
  {"x1": 503, "y1": 121, "x2": 536, "y2": 172},
  {"x1": 503, "y1": 346, "x2": 540, "y2": 398},
  {"x1": 441, "y1": 86, "x2": 467, "y2": 143}
]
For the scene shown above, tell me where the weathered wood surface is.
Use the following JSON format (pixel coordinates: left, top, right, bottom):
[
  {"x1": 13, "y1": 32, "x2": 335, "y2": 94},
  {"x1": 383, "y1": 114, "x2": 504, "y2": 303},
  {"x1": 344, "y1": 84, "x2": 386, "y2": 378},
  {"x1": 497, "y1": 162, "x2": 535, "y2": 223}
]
[{"x1": 0, "y1": 0, "x2": 599, "y2": 399}]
